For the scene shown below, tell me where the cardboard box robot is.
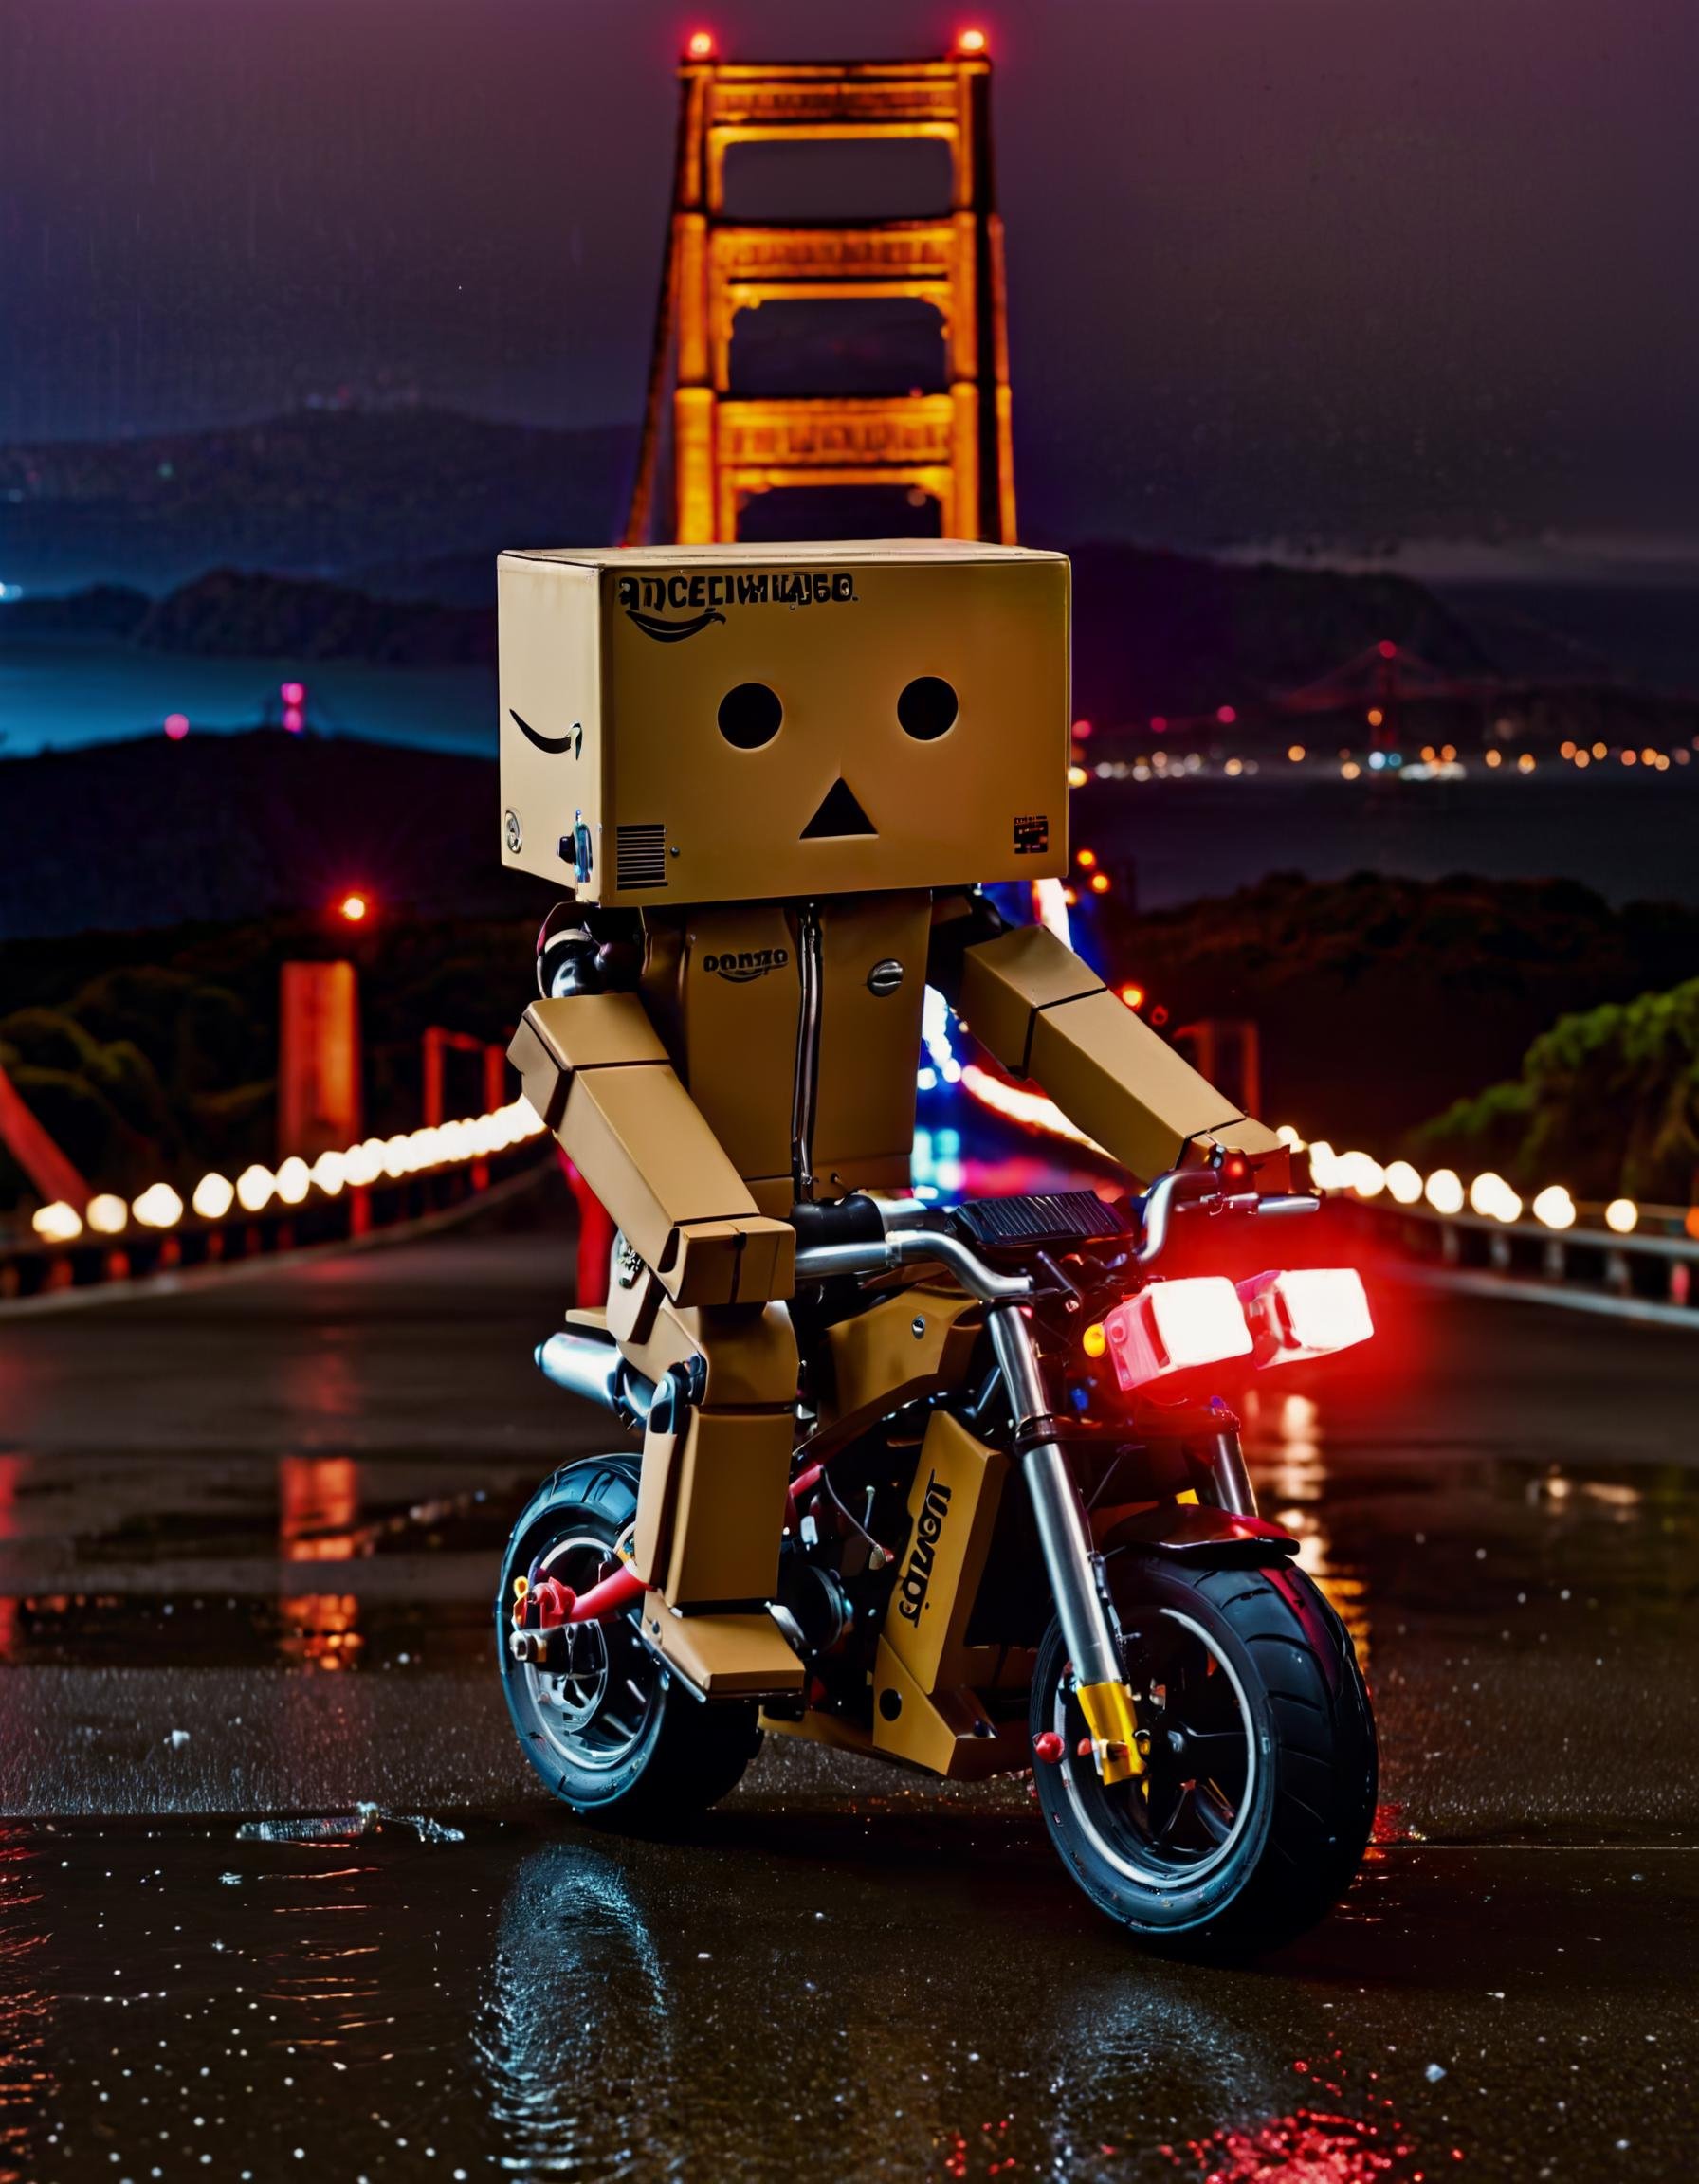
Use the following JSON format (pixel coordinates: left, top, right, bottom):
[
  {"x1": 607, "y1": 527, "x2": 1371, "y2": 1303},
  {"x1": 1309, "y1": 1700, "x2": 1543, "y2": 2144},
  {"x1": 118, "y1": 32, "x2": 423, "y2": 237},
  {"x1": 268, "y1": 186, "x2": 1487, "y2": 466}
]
[{"x1": 504, "y1": 542, "x2": 1281, "y2": 1692}]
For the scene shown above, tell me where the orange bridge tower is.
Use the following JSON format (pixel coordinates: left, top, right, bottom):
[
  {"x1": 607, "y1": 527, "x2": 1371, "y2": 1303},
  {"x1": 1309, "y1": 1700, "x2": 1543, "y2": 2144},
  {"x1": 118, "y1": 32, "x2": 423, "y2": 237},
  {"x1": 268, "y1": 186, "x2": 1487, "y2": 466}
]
[{"x1": 625, "y1": 33, "x2": 1017, "y2": 547}]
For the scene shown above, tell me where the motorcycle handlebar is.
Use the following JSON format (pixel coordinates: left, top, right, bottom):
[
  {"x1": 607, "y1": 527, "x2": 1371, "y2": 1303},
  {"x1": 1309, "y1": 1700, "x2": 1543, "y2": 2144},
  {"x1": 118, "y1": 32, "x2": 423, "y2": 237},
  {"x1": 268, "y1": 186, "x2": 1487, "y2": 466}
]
[
  {"x1": 790, "y1": 1174, "x2": 1322, "y2": 1299},
  {"x1": 792, "y1": 1225, "x2": 1033, "y2": 1302}
]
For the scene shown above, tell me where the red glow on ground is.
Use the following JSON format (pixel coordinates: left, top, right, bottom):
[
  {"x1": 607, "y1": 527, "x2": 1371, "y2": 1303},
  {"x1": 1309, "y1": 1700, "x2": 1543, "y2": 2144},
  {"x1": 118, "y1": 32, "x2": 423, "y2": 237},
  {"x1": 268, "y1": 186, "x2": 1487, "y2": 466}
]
[
  {"x1": 163, "y1": 713, "x2": 189, "y2": 740},
  {"x1": 1161, "y1": 2078, "x2": 1424, "y2": 2182}
]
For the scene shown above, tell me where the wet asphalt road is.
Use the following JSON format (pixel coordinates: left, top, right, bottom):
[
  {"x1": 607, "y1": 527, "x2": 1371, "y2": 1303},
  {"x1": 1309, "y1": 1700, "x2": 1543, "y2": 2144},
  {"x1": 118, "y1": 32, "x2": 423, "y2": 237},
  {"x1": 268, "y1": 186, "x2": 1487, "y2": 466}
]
[{"x1": 0, "y1": 1173, "x2": 1695, "y2": 2181}]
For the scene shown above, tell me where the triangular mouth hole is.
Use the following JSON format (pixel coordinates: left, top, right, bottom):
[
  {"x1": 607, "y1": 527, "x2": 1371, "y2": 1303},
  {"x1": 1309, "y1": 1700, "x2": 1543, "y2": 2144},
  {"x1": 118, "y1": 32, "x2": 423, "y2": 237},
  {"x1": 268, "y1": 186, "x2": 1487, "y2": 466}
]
[{"x1": 800, "y1": 776, "x2": 877, "y2": 839}]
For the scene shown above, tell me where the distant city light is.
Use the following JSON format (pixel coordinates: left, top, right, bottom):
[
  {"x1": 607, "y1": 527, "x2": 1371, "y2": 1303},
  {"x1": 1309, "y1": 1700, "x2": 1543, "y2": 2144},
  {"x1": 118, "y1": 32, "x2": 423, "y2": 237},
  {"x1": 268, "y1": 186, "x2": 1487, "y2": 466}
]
[
  {"x1": 1365, "y1": 707, "x2": 1384, "y2": 729},
  {"x1": 236, "y1": 1164, "x2": 275, "y2": 1214},
  {"x1": 1118, "y1": 983, "x2": 1145, "y2": 1010},
  {"x1": 86, "y1": 1192, "x2": 129, "y2": 1235},
  {"x1": 1378, "y1": 639, "x2": 1397, "y2": 659},
  {"x1": 1469, "y1": 1171, "x2": 1523, "y2": 1223},
  {"x1": 1088, "y1": 871, "x2": 1110, "y2": 894},
  {"x1": 1531, "y1": 1184, "x2": 1577, "y2": 1230},
  {"x1": 1076, "y1": 847, "x2": 1097, "y2": 869},
  {"x1": 1216, "y1": 704, "x2": 1236, "y2": 725},
  {"x1": 192, "y1": 1172, "x2": 235, "y2": 1220},
  {"x1": 281, "y1": 681, "x2": 304, "y2": 704},
  {"x1": 956, "y1": 27, "x2": 988, "y2": 53},
  {"x1": 164, "y1": 713, "x2": 190, "y2": 740},
  {"x1": 1287, "y1": 743, "x2": 1305, "y2": 762},
  {"x1": 1424, "y1": 1168, "x2": 1465, "y2": 1216},
  {"x1": 31, "y1": 1201, "x2": 83, "y2": 1243},
  {"x1": 1604, "y1": 1197, "x2": 1638, "y2": 1236},
  {"x1": 133, "y1": 1182, "x2": 185, "y2": 1228},
  {"x1": 1150, "y1": 716, "x2": 1167, "y2": 734},
  {"x1": 338, "y1": 892, "x2": 370, "y2": 923},
  {"x1": 686, "y1": 27, "x2": 715, "y2": 57},
  {"x1": 1384, "y1": 1160, "x2": 1424, "y2": 1206}
]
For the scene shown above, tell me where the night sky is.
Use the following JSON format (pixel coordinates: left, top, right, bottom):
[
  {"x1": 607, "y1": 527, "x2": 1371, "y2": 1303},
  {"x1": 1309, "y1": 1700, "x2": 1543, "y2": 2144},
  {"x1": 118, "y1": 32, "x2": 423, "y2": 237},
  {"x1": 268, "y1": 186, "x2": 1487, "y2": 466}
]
[{"x1": 5, "y1": 0, "x2": 1697, "y2": 564}]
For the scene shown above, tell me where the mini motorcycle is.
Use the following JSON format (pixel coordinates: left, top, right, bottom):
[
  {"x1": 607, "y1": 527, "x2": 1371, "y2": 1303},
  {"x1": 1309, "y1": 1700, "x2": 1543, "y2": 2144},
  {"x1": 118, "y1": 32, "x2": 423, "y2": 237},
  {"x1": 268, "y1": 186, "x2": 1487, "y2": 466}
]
[{"x1": 498, "y1": 1168, "x2": 1377, "y2": 1956}]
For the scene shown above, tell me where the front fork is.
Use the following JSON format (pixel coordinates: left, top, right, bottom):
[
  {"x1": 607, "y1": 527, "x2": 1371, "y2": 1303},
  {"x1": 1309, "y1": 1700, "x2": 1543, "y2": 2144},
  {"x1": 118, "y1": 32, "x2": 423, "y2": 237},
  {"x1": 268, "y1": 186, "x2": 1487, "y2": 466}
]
[{"x1": 986, "y1": 1302, "x2": 1147, "y2": 1787}]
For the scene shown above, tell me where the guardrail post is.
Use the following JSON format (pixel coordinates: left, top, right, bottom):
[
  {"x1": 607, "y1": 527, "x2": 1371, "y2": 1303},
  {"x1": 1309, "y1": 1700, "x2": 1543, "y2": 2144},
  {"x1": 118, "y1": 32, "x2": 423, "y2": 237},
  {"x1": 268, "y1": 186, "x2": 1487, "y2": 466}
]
[{"x1": 558, "y1": 1154, "x2": 613, "y2": 1307}]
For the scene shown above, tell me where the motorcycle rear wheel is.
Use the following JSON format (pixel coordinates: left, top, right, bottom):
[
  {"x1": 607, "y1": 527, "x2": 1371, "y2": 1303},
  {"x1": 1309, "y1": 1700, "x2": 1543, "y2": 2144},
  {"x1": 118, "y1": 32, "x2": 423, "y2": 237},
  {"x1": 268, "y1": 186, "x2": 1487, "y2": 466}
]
[
  {"x1": 497, "y1": 1458, "x2": 761, "y2": 1828},
  {"x1": 1031, "y1": 1554, "x2": 1376, "y2": 1956}
]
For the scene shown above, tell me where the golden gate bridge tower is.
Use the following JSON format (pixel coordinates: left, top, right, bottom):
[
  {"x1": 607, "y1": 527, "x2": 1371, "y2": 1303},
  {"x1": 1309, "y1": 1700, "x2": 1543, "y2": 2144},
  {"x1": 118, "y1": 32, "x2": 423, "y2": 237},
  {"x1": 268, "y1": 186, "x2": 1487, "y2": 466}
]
[{"x1": 624, "y1": 30, "x2": 1017, "y2": 547}]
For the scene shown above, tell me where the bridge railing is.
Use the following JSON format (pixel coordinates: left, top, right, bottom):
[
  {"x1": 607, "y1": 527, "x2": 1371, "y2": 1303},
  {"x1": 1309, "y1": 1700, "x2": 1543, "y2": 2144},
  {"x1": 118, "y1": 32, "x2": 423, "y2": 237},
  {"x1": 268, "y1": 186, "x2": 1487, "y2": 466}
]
[
  {"x1": 2, "y1": 1101, "x2": 549, "y2": 1306},
  {"x1": 957, "y1": 1065, "x2": 1699, "y2": 1326}
]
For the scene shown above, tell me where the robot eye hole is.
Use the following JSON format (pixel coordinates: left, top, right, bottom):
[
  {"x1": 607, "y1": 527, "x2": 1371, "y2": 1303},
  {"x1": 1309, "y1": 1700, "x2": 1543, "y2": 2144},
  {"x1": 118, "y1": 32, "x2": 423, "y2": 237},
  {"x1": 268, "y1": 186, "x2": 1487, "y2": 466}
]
[
  {"x1": 717, "y1": 682, "x2": 783, "y2": 750},
  {"x1": 896, "y1": 676, "x2": 959, "y2": 741}
]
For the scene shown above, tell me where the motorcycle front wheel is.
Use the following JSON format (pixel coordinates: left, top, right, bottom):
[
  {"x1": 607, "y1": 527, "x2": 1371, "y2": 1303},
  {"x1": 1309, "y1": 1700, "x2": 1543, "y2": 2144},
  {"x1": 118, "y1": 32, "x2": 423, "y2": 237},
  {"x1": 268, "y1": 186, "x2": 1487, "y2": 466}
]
[{"x1": 1031, "y1": 1553, "x2": 1376, "y2": 1956}]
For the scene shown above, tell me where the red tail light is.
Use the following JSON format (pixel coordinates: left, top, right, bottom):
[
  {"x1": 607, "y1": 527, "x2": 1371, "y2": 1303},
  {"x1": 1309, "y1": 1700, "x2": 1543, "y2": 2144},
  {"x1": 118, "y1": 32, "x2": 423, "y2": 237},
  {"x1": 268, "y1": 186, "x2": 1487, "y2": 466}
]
[
  {"x1": 1237, "y1": 1267, "x2": 1373, "y2": 1365},
  {"x1": 1100, "y1": 1277, "x2": 1253, "y2": 1393}
]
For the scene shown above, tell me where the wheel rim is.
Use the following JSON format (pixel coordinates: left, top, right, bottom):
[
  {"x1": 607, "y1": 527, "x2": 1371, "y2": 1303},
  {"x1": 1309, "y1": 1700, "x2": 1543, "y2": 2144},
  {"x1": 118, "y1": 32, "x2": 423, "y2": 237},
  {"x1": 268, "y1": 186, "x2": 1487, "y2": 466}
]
[
  {"x1": 1051, "y1": 1607, "x2": 1257, "y2": 1889},
  {"x1": 513, "y1": 1531, "x2": 658, "y2": 1776}
]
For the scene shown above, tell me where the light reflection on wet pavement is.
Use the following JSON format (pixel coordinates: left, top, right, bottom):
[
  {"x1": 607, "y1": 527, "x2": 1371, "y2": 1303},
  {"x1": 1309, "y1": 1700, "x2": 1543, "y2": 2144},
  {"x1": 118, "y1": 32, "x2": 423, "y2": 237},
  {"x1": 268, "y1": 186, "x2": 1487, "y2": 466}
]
[
  {"x1": 0, "y1": 1191, "x2": 1695, "y2": 2177},
  {"x1": 2, "y1": 1822, "x2": 1693, "y2": 2180}
]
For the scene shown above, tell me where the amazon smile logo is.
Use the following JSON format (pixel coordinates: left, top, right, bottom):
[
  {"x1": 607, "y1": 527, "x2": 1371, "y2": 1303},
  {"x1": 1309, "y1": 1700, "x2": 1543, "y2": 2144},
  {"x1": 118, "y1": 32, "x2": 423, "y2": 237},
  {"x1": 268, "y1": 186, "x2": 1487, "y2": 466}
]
[
  {"x1": 510, "y1": 712, "x2": 583, "y2": 758},
  {"x1": 616, "y1": 568, "x2": 856, "y2": 643}
]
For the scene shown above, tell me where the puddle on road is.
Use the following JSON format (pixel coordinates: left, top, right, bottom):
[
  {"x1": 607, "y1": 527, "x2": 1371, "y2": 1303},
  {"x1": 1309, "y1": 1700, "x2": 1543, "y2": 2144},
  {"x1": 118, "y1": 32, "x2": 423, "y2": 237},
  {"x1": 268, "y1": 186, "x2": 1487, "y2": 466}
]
[
  {"x1": 0, "y1": 1591, "x2": 492, "y2": 1674},
  {"x1": 0, "y1": 1450, "x2": 514, "y2": 1675},
  {"x1": 0, "y1": 1820, "x2": 1691, "y2": 2182}
]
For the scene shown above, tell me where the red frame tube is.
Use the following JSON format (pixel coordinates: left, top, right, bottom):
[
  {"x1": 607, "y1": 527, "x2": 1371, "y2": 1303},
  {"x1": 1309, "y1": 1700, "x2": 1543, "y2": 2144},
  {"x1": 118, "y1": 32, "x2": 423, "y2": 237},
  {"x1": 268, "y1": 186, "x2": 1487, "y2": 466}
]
[{"x1": 564, "y1": 1563, "x2": 647, "y2": 1623}]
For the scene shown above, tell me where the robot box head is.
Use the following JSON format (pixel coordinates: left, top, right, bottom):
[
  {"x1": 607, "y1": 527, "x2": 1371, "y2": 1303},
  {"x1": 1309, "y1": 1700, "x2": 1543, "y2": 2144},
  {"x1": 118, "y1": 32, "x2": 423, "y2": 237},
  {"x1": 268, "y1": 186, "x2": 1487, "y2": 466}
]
[{"x1": 497, "y1": 541, "x2": 1070, "y2": 905}]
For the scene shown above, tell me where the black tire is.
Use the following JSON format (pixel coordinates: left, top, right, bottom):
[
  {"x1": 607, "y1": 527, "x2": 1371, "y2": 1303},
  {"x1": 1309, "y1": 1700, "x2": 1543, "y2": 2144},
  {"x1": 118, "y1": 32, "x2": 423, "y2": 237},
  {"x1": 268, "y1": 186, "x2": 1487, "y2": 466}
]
[
  {"x1": 496, "y1": 1458, "x2": 761, "y2": 1828},
  {"x1": 1031, "y1": 1554, "x2": 1376, "y2": 1956}
]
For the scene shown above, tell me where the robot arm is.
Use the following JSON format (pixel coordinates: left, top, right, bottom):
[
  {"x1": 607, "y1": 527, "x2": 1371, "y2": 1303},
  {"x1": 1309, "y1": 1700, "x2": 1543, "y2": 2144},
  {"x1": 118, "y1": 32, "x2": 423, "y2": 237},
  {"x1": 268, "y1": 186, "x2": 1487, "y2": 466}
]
[
  {"x1": 507, "y1": 992, "x2": 795, "y2": 1306},
  {"x1": 928, "y1": 895, "x2": 1286, "y2": 1188}
]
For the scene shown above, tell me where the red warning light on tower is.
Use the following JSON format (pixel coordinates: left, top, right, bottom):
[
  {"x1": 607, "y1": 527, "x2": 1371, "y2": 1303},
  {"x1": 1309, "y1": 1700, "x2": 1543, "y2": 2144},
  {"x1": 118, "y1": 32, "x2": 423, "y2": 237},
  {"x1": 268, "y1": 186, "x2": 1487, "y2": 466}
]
[
  {"x1": 338, "y1": 892, "x2": 370, "y2": 925},
  {"x1": 957, "y1": 27, "x2": 989, "y2": 54},
  {"x1": 685, "y1": 28, "x2": 715, "y2": 59}
]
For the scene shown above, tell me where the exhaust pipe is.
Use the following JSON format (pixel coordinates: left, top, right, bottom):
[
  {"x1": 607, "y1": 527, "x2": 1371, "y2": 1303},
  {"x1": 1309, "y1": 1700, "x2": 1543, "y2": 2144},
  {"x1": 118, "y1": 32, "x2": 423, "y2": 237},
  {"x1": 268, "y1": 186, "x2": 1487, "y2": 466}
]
[{"x1": 535, "y1": 1328, "x2": 656, "y2": 1429}]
